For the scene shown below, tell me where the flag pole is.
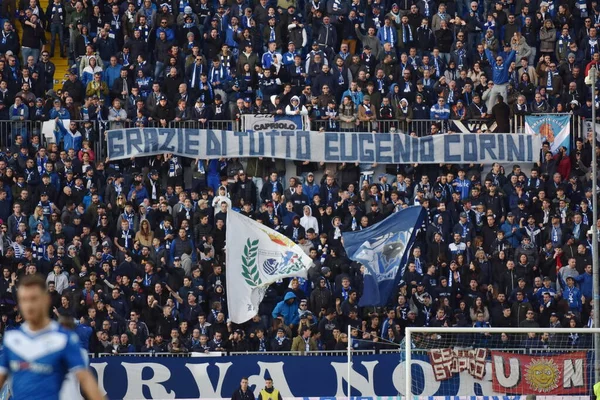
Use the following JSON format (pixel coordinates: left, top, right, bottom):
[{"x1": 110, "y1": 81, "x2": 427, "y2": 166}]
[
  {"x1": 347, "y1": 324, "x2": 351, "y2": 400},
  {"x1": 589, "y1": 65, "x2": 600, "y2": 385}
]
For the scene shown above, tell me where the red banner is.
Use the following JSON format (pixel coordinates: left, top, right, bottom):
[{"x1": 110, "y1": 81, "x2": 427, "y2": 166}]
[{"x1": 491, "y1": 351, "x2": 588, "y2": 395}]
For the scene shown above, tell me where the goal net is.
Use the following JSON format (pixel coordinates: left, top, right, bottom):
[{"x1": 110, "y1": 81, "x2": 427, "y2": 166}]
[{"x1": 402, "y1": 327, "x2": 600, "y2": 400}]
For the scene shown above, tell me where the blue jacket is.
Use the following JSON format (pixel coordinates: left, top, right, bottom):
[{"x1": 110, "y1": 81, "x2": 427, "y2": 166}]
[
  {"x1": 574, "y1": 272, "x2": 593, "y2": 299},
  {"x1": 62, "y1": 130, "x2": 82, "y2": 152},
  {"x1": 486, "y1": 49, "x2": 516, "y2": 84},
  {"x1": 271, "y1": 292, "x2": 300, "y2": 326},
  {"x1": 563, "y1": 285, "x2": 583, "y2": 312},
  {"x1": 501, "y1": 221, "x2": 521, "y2": 247},
  {"x1": 452, "y1": 178, "x2": 470, "y2": 199},
  {"x1": 75, "y1": 323, "x2": 93, "y2": 351},
  {"x1": 156, "y1": 27, "x2": 175, "y2": 42},
  {"x1": 104, "y1": 64, "x2": 123, "y2": 89},
  {"x1": 127, "y1": 185, "x2": 149, "y2": 207},
  {"x1": 303, "y1": 182, "x2": 320, "y2": 203},
  {"x1": 430, "y1": 104, "x2": 450, "y2": 120}
]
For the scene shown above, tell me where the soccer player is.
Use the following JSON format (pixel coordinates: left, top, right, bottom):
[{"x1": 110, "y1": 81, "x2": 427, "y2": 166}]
[{"x1": 0, "y1": 275, "x2": 104, "y2": 400}]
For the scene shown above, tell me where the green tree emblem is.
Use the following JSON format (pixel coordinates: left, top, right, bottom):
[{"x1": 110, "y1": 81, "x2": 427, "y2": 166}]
[{"x1": 241, "y1": 239, "x2": 261, "y2": 287}]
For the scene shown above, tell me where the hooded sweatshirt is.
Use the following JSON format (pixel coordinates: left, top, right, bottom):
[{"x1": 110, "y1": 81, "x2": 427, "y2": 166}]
[
  {"x1": 271, "y1": 292, "x2": 300, "y2": 326},
  {"x1": 212, "y1": 185, "x2": 232, "y2": 215},
  {"x1": 300, "y1": 205, "x2": 319, "y2": 234}
]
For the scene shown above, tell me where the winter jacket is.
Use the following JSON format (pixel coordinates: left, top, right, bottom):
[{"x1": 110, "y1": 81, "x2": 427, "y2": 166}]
[
  {"x1": 539, "y1": 26, "x2": 556, "y2": 53},
  {"x1": 271, "y1": 292, "x2": 300, "y2": 326},
  {"x1": 563, "y1": 285, "x2": 583, "y2": 312},
  {"x1": 300, "y1": 206, "x2": 319, "y2": 234}
]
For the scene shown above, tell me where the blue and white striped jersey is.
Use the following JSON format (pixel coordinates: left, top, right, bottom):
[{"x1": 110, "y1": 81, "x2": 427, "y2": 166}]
[{"x1": 0, "y1": 321, "x2": 86, "y2": 400}]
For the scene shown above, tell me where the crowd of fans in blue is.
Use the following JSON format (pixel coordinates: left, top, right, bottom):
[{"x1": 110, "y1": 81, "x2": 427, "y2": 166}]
[{"x1": 0, "y1": 0, "x2": 594, "y2": 355}]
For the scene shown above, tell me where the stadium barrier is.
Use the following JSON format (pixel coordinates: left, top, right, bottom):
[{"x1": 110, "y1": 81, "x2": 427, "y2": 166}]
[
  {"x1": 86, "y1": 348, "x2": 595, "y2": 399},
  {"x1": 0, "y1": 113, "x2": 584, "y2": 163}
]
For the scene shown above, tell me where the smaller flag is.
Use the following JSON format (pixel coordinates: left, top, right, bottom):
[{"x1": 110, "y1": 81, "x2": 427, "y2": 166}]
[{"x1": 525, "y1": 114, "x2": 571, "y2": 154}]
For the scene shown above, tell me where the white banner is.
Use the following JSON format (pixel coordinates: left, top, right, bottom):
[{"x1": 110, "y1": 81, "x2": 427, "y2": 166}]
[
  {"x1": 106, "y1": 130, "x2": 541, "y2": 164},
  {"x1": 225, "y1": 211, "x2": 312, "y2": 323}
]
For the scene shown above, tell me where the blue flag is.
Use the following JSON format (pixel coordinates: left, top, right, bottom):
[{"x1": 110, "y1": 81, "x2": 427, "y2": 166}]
[
  {"x1": 342, "y1": 206, "x2": 426, "y2": 306},
  {"x1": 53, "y1": 119, "x2": 69, "y2": 144}
]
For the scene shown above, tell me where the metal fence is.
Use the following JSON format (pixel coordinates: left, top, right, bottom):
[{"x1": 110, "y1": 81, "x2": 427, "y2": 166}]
[
  {"x1": 90, "y1": 349, "x2": 375, "y2": 357},
  {"x1": 169, "y1": 120, "x2": 240, "y2": 131},
  {"x1": 311, "y1": 118, "x2": 509, "y2": 136},
  {"x1": 0, "y1": 113, "x2": 585, "y2": 163},
  {"x1": 0, "y1": 120, "x2": 39, "y2": 147},
  {"x1": 88, "y1": 347, "x2": 583, "y2": 357}
]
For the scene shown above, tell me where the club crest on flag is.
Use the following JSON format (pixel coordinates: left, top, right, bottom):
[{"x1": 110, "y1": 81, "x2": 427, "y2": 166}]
[
  {"x1": 240, "y1": 231, "x2": 307, "y2": 288},
  {"x1": 354, "y1": 230, "x2": 413, "y2": 282},
  {"x1": 342, "y1": 206, "x2": 426, "y2": 306},
  {"x1": 525, "y1": 114, "x2": 571, "y2": 154}
]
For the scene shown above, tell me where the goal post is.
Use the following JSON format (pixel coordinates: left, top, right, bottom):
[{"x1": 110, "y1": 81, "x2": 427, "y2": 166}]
[{"x1": 404, "y1": 327, "x2": 600, "y2": 400}]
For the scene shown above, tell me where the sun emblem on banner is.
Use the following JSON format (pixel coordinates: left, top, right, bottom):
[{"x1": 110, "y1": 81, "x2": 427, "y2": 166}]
[{"x1": 524, "y1": 358, "x2": 560, "y2": 393}]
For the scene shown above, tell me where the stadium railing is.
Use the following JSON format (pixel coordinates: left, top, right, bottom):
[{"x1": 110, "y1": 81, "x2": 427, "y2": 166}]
[
  {"x1": 0, "y1": 113, "x2": 585, "y2": 161},
  {"x1": 310, "y1": 118, "x2": 501, "y2": 136},
  {"x1": 88, "y1": 350, "x2": 380, "y2": 357},
  {"x1": 89, "y1": 346, "x2": 597, "y2": 357}
]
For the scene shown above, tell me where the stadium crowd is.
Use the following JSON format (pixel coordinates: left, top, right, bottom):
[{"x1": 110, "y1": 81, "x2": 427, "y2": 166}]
[{"x1": 0, "y1": 0, "x2": 594, "y2": 355}]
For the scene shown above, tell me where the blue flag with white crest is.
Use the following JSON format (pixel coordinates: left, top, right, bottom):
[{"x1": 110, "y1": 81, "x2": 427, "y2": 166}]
[{"x1": 342, "y1": 206, "x2": 426, "y2": 306}]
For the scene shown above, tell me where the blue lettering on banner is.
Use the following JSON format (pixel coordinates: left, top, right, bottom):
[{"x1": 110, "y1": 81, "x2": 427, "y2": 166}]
[
  {"x1": 105, "y1": 129, "x2": 541, "y2": 164},
  {"x1": 479, "y1": 135, "x2": 497, "y2": 160},
  {"x1": 324, "y1": 133, "x2": 339, "y2": 162},
  {"x1": 206, "y1": 130, "x2": 223, "y2": 156},
  {"x1": 359, "y1": 133, "x2": 374, "y2": 163},
  {"x1": 184, "y1": 129, "x2": 200, "y2": 155},
  {"x1": 420, "y1": 136, "x2": 434, "y2": 162},
  {"x1": 393, "y1": 134, "x2": 411, "y2": 163},
  {"x1": 265, "y1": 131, "x2": 279, "y2": 157},
  {"x1": 107, "y1": 130, "x2": 125, "y2": 159},
  {"x1": 340, "y1": 134, "x2": 357, "y2": 162},
  {"x1": 463, "y1": 134, "x2": 478, "y2": 162},
  {"x1": 234, "y1": 131, "x2": 247, "y2": 156},
  {"x1": 158, "y1": 129, "x2": 176, "y2": 152},
  {"x1": 443, "y1": 134, "x2": 461, "y2": 162},
  {"x1": 281, "y1": 131, "x2": 295, "y2": 158},
  {"x1": 507, "y1": 135, "x2": 523, "y2": 162},
  {"x1": 250, "y1": 132, "x2": 264, "y2": 156},
  {"x1": 87, "y1": 353, "x2": 594, "y2": 399},
  {"x1": 375, "y1": 134, "x2": 392, "y2": 163},
  {"x1": 296, "y1": 131, "x2": 311, "y2": 160},
  {"x1": 127, "y1": 128, "x2": 144, "y2": 155},
  {"x1": 142, "y1": 128, "x2": 158, "y2": 154}
]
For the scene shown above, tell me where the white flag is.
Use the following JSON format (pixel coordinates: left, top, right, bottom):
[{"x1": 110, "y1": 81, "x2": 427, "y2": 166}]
[{"x1": 226, "y1": 211, "x2": 313, "y2": 323}]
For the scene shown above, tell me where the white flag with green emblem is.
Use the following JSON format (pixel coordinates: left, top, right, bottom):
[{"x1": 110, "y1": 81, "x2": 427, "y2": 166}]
[{"x1": 226, "y1": 211, "x2": 313, "y2": 323}]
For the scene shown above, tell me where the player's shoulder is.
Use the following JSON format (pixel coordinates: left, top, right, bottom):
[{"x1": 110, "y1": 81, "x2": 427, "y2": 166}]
[
  {"x1": 8, "y1": 321, "x2": 77, "y2": 344},
  {"x1": 3, "y1": 321, "x2": 77, "y2": 359}
]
